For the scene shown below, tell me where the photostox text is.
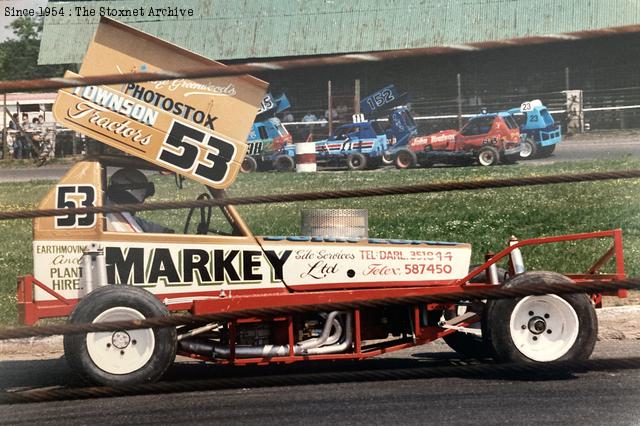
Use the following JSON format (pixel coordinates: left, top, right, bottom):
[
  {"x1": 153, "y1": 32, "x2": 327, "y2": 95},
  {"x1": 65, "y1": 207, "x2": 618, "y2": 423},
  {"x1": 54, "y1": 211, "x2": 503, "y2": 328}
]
[{"x1": 125, "y1": 83, "x2": 218, "y2": 130}]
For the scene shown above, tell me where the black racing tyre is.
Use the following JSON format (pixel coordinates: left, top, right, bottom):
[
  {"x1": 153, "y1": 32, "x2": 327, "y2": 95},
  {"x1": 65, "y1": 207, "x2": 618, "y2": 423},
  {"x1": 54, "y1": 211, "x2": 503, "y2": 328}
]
[
  {"x1": 240, "y1": 156, "x2": 258, "y2": 173},
  {"x1": 273, "y1": 154, "x2": 295, "y2": 172},
  {"x1": 539, "y1": 144, "x2": 556, "y2": 157},
  {"x1": 381, "y1": 152, "x2": 394, "y2": 165},
  {"x1": 477, "y1": 146, "x2": 500, "y2": 166},
  {"x1": 394, "y1": 149, "x2": 417, "y2": 169},
  {"x1": 64, "y1": 285, "x2": 177, "y2": 386},
  {"x1": 442, "y1": 265, "x2": 507, "y2": 358},
  {"x1": 347, "y1": 152, "x2": 368, "y2": 171},
  {"x1": 483, "y1": 271, "x2": 597, "y2": 363},
  {"x1": 519, "y1": 137, "x2": 538, "y2": 160}
]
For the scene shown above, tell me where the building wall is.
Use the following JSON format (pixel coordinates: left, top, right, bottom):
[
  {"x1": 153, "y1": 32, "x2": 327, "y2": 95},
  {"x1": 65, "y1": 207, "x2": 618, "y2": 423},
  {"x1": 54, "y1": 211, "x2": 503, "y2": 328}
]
[
  {"x1": 40, "y1": 0, "x2": 640, "y2": 64},
  {"x1": 260, "y1": 32, "x2": 640, "y2": 136}
]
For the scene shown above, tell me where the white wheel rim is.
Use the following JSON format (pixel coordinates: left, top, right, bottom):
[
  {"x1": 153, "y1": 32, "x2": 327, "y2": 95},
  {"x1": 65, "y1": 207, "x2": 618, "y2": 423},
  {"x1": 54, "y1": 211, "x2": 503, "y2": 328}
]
[
  {"x1": 509, "y1": 295, "x2": 579, "y2": 362},
  {"x1": 479, "y1": 151, "x2": 495, "y2": 166},
  {"x1": 520, "y1": 142, "x2": 532, "y2": 158},
  {"x1": 87, "y1": 307, "x2": 155, "y2": 375}
]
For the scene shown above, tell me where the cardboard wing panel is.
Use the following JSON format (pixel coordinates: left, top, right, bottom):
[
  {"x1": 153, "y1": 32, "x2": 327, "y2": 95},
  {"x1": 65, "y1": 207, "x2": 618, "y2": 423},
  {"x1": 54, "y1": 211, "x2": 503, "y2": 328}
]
[
  {"x1": 53, "y1": 77, "x2": 245, "y2": 187},
  {"x1": 54, "y1": 18, "x2": 267, "y2": 189}
]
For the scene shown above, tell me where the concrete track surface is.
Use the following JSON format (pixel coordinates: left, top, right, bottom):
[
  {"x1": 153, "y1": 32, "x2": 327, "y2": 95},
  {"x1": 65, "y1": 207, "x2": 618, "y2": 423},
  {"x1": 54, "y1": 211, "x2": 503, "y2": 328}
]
[{"x1": 1, "y1": 340, "x2": 640, "y2": 425}]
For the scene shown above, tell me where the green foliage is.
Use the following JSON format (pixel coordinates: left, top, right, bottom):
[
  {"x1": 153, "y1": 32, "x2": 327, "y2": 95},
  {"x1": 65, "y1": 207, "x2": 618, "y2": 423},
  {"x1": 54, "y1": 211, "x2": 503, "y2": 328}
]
[
  {"x1": 0, "y1": 16, "x2": 73, "y2": 81},
  {"x1": 0, "y1": 158, "x2": 639, "y2": 325}
]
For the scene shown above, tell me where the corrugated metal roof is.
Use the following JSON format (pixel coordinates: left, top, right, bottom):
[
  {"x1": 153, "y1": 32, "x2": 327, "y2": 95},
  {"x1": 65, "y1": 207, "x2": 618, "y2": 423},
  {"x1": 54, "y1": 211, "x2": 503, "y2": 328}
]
[{"x1": 39, "y1": 0, "x2": 640, "y2": 65}]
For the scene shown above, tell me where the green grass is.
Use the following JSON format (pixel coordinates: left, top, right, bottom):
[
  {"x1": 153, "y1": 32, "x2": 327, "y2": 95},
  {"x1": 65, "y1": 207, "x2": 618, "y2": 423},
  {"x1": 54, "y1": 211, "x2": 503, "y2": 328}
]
[{"x1": 1, "y1": 157, "x2": 639, "y2": 325}]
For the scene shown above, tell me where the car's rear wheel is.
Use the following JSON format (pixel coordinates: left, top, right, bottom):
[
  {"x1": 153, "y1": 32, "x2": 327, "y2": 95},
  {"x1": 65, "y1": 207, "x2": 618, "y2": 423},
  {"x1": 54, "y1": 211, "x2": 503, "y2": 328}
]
[
  {"x1": 381, "y1": 152, "x2": 394, "y2": 165},
  {"x1": 273, "y1": 155, "x2": 295, "y2": 172},
  {"x1": 477, "y1": 146, "x2": 500, "y2": 166},
  {"x1": 240, "y1": 156, "x2": 258, "y2": 173},
  {"x1": 64, "y1": 285, "x2": 177, "y2": 386},
  {"x1": 347, "y1": 152, "x2": 368, "y2": 170},
  {"x1": 394, "y1": 149, "x2": 417, "y2": 169}
]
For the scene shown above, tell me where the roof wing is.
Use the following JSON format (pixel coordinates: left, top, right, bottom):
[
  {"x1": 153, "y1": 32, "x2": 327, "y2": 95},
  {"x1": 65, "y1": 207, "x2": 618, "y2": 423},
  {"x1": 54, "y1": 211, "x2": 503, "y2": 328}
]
[{"x1": 52, "y1": 17, "x2": 267, "y2": 189}]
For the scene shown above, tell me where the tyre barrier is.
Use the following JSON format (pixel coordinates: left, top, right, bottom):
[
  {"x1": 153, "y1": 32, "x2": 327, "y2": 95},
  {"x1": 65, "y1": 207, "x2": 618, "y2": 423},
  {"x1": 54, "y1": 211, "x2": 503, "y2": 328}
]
[{"x1": 295, "y1": 142, "x2": 317, "y2": 172}]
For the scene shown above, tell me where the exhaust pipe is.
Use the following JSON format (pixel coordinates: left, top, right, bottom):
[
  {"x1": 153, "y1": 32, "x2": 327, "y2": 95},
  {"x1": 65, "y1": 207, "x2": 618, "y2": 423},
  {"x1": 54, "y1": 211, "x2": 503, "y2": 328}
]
[
  {"x1": 304, "y1": 313, "x2": 353, "y2": 355},
  {"x1": 179, "y1": 312, "x2": 352, "y2": 359}
]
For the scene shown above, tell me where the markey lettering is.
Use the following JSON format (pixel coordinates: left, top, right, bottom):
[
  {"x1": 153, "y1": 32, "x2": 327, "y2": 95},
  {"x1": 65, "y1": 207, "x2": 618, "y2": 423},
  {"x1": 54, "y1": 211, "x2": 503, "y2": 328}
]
[{"x1": 105, "y1": 247, "x2": 292, "y2": 285}]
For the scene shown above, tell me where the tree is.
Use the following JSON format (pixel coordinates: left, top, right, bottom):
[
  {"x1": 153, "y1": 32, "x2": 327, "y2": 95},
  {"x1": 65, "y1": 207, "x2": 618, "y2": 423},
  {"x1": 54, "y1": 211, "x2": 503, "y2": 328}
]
[{"x1": 0, "y1": 17, "x2": 73, "y2": 81}]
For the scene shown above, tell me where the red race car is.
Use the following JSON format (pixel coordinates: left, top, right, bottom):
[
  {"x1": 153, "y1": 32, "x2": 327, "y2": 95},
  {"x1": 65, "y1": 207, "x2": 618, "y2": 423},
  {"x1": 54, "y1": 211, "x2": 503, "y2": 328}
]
[{"x1": 394, "y1": 112, "x2": 522, "y2": 168}]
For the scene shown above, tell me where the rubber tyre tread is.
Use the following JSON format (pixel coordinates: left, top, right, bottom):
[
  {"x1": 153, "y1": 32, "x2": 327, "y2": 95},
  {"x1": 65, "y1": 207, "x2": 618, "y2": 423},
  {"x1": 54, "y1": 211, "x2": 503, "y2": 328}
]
[
  {"x1": 394, "y1": 149, "x2": 417, "y2": 169},
  {"x1": 483, "y1": 271, "x2": 597, "y2": 363},
  {"x1": 347, "y1": 152, "x2": 368, "y2": 171},
  {"x1": 477, "y1": 146, "x2": 500, "y2": 166},
  {"x1": 381, "y1": 152, "x2": 394, "y2": 165},
  {"x1": 520, "y1": 138, "x2": 538, "y2": 160},
  {"x1": 273, "y1": 155, "x2": 295, "y2": 172},
  {"x1": 539, "y1": 144, "x2": 556, "y2": 157},
  {"x1": 64, "y1": 285, "x2": 177, "y2": 386},
  {"x1": 442, "y1": 265, "x2": 507, "y2": 358},
  {"x1": 240, "y1": 156, "x2": 258, "y2": 173}
]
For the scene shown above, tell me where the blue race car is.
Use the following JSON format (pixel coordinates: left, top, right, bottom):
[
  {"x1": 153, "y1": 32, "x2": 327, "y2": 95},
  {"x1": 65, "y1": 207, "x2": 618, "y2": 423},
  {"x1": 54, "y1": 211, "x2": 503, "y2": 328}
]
[
  {"x1": 283, "y1": 119, "x2": 389, "y2": 170},
  {"x1": 507, "y1": 100, "x2": 562, "y2": 159}
]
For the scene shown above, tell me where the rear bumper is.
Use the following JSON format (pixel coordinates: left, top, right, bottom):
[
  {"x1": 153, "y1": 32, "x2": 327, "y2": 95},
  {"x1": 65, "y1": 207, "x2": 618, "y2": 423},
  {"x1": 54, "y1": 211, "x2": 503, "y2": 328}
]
[
  {"x1": 536, "y1": 127, "x2": 562, "y2": 147},
  {"x1": 503, "y1": 144, "x2": 522, "y2": 157}
]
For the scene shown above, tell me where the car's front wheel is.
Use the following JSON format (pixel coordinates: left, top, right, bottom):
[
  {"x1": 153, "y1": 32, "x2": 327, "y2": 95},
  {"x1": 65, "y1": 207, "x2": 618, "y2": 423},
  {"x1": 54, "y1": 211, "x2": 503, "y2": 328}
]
[
  {"x1": 519, "y1": 137, "x2": 538, "y2": 160},
  {"x1": 484, "y1": 271, "x2": 597, "y2": 363}
]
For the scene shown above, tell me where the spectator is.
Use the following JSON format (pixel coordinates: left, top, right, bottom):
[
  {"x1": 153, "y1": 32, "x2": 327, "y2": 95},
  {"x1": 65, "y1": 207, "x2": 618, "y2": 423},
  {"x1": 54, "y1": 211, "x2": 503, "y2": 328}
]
[
  {"x1": 8, "y1": 113, "x2": 18, "y2": 130},
  {"x1": 20, "y1": 113, "x2": 29, "y2": 129},
  {"x1": 336, "y1": 104, "x2": 348, "y2": 120},
  {"x1": 302, "y1": 112, "x2": 317, "y2": 123},
  {"x1": 282, "y1": 111, "x2": 294, "y2": 123},
  {"x1": 324, "y1": 107, "x2": 338, "y2": 121},
  {"x1": 302, "y1": 112, "x2": 317, "y2": 141}
]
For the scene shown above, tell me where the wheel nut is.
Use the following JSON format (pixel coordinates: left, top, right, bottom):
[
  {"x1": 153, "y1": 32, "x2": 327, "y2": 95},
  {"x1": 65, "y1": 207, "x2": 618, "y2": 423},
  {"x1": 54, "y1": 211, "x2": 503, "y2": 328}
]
[
  {"x1": 120, "y1": 350, "x2": 125, "y2": 355},
  {"x1": 544, "y1": 313, "x2": 550, "y2": 319},
  {"x1": 521, "y1": 325, "x2": 526, "y2": 329},
  {"x1": 106, "y1": 343, "x2": 111, "y2": 348},
  {"x1": 533, "y1": 336, "x2": 538, "y2": 341},
  {"x1": 528, "y1": 311, "x2": 534, "y2": 316},
  {"x1": 132, "y1": 340, "x2": 137, "y2": 345},
  {"x1": 547, "y1": 330, "x2": 552, "y2": 334}
]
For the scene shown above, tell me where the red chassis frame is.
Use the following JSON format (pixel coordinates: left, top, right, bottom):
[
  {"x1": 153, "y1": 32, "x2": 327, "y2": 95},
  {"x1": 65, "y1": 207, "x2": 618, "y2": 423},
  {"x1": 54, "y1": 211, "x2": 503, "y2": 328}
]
[{"x1": 17, "y1": 229, "x2": 626, "y2": 365}]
